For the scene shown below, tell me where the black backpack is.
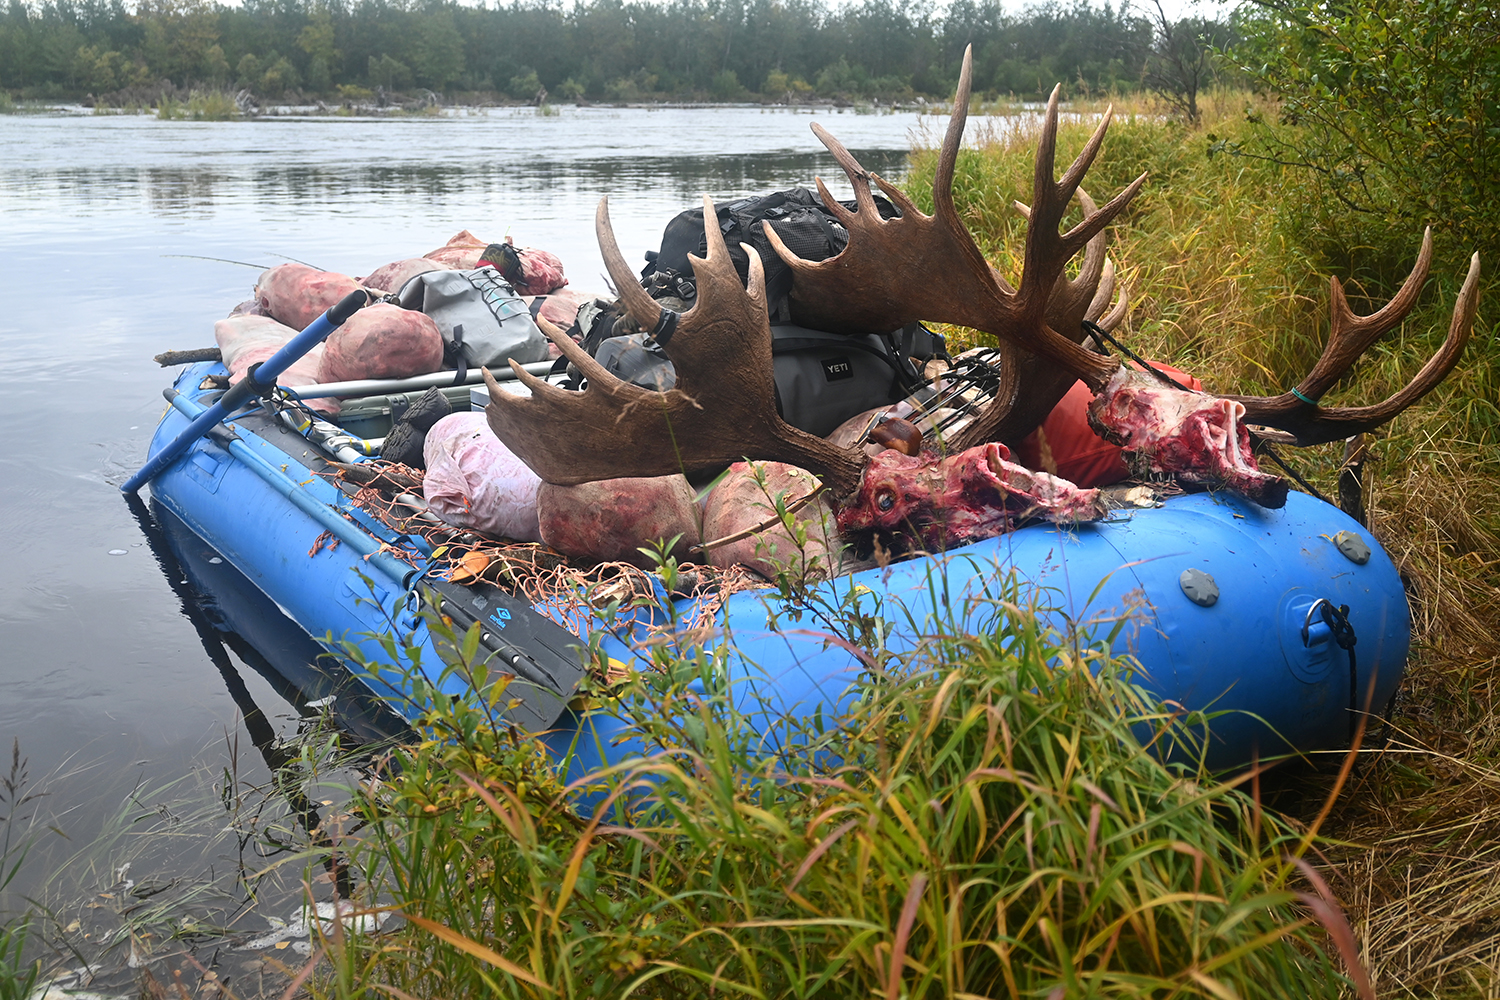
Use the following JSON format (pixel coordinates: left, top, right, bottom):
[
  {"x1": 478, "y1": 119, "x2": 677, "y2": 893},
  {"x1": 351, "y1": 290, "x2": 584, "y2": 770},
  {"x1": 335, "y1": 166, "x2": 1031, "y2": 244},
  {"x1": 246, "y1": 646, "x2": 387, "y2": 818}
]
[
  {"x1": 639, "y1": 187, "x2": 902, "y2": 322},
  {"x1": 559, "y1": 189, "x2": 947, "y2": 437}
]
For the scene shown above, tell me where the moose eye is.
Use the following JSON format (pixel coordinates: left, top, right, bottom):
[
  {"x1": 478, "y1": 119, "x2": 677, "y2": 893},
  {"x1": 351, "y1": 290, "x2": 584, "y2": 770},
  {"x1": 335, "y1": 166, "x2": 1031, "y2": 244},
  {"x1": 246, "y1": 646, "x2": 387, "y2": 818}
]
[{"x1": 876, "y1": 492, "x2": 895, "y2": 512}]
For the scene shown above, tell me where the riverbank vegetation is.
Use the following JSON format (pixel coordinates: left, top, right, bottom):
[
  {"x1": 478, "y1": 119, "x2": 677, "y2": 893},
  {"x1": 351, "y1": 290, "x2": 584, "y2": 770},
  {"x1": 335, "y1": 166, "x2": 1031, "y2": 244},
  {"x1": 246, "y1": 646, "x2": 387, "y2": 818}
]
[
  {"x1": 910, "y1": 21, "x2": 1497, "y2": 992},
  {"x1": 0, "y1": 0, "x2": 1232, "y2": 108}
]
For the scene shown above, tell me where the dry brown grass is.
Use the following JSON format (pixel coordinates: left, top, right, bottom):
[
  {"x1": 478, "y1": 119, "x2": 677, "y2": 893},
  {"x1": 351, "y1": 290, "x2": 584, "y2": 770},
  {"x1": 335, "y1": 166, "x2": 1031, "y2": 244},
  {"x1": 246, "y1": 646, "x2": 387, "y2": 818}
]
[{"x1": 1324, "y1": 459, "x2": 1500, "y2": 997}]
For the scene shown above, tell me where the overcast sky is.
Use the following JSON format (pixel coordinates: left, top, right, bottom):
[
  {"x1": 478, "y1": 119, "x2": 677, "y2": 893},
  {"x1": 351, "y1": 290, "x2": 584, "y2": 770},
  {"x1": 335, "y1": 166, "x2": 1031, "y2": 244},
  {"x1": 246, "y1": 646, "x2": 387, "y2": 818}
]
[
  {"x1": 1113, "y1": 0, "x2": 1236, "y2": 23},
  {"x1": 447, "y1": 0, "x2": 1241, "y2": 23},
  {"x1": 936, "y1": 0, "x2": 1238, "y2": 24}
]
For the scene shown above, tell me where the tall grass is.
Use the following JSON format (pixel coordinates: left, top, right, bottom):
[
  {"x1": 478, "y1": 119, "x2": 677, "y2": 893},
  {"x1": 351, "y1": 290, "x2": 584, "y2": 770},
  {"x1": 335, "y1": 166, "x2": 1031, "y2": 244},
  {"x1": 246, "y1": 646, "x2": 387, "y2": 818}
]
[
  {"x1": 0, "y1": 743, "x2": 42, "y2": 1000},
  {"x1": 0, "y1": 717, "x2": 386, "y2": 997},
  {"x1": 315, "y1": 580, "x2": 1360, "y2": 999},
  {"x1": 904, "y1": 94, "x2": 1499, "y2": 994}
]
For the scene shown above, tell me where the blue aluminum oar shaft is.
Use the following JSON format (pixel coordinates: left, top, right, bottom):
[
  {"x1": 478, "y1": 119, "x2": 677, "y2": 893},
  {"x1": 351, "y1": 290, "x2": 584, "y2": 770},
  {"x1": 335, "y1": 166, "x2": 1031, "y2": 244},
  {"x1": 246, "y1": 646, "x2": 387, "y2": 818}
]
[
  {"x1": 161, "y1": 388, "x2": 416, "y2": 590},
  {"x1": 122, "y1": 290, "x2": 369, "y2": 494}
]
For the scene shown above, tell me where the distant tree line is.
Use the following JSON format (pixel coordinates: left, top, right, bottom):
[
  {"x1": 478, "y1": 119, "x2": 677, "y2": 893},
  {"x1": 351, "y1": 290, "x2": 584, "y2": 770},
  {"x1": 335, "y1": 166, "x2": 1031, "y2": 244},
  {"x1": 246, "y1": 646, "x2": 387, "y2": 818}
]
[{"x1": 0, "y1": 0, "x2": 1236, "y2": 104}]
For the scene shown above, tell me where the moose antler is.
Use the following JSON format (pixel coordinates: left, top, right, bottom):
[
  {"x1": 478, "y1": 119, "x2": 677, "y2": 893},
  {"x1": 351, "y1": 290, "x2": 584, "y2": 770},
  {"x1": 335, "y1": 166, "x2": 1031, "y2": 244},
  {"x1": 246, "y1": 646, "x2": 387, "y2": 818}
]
[
  {"x1": 483, "y1": 196, "x2": 868, "y2": 496},
  {"x1": 770, "y1": 45, "x2": 1480, "y2": 503},
  {"x1": 486, "y1": 43, "x2": 1480, "y2": 537},
  {"x1": 1084, "y1": 232, "x2": 1480, "y2": 505},
  {"x1": 1228, "y1": 231, "x2": 1481, "y2": 446},
  {"x1": 487, "y1": 45, "x2": 1142, "y2": 509},
  {"x1": 967, "y1": 188, "x2": 1130, "y2": 447},
  {"x1": 762, "y1": 46, "x2": 1146, "y2": 449}
]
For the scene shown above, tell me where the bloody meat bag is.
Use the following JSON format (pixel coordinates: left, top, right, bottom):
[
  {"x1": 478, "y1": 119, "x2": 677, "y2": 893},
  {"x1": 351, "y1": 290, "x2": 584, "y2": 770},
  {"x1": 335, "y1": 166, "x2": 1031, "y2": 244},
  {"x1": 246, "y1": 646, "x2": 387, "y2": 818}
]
[
  {"x1": 422, "y1": 412, "x2": 543, "y2": 542},
  {"x1": 254, "y1": 263, "x2": 366, "y2": 331},
  {"x1": 213, "y1": 313, "x2": 339, "y2": 416},
  {"x1": 318, "y1": 303, "x2": 445, "y2": 384}
]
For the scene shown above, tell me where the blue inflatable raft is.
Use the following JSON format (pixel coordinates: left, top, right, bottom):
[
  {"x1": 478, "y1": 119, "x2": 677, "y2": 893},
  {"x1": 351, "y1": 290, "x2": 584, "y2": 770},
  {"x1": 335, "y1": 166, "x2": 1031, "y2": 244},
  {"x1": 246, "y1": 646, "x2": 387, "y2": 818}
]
[{"x1": 142, "y1": 358, "x2": 1409, "y2": 771}]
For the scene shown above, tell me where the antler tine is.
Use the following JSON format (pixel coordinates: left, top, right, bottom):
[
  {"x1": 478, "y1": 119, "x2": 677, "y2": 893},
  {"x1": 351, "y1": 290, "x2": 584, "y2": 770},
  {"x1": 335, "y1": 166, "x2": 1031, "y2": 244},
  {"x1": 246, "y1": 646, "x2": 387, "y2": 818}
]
[
  {"x1": 1026, "y1": 85, "x2": 1065, "y2": 265},
  {"x1": 1234, "y1": 245, "x2": 1480, "y2": 447},
  {"x1": 932, "y1": 43, "x2": 977, "y2": 232},
  {"x1": 1084, "y1": 259, "x2": 1114, "y2": 323},
  {"x1": 1301, "y1": 228, "x2": 1433, "y2": 402},
  {"x1": 804, "y1": 44, "x2": 976, "y2": 233},
  {"x1": 1056, "y1": 101, "x2": 1109, "y2": 194},
  {"x1": 1093, "y1": 264, "x2": 1128, "y2": 329},
  {"x1": 503, "y1": 314, "x2": 622, "y2": 401},
  {"x1": 691, "y1": 192, "x2": 751, "y2": 295},
  {"x1": 1016, "y1": 186, "x2": 1113, "y2": 335},
  {"x1": 485, "y1": 196, "x2": 868, "y2": 494},
  {"x1": 764, "y1": 50, "x2": 1125, "y2": 397},
  {"x1": 809, "y1": 124, "x2": 893, "y2": 222},
  {"x1": 1021, "y1": 91, "x2": 1147, "y2": 316},
  {"x1": 1069, "y1": 188, "x2": 1108, "y2": 315},
  {"x1": 596, "y1": 195, "x2": 664, "y2": 334}
]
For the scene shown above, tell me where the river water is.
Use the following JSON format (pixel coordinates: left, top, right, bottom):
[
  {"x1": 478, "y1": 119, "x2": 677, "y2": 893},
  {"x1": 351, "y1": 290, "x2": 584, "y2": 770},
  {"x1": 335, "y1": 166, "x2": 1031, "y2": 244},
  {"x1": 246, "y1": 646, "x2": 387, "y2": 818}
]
[{"x1": 0, "y1": 103, "x2": 932, "y2": 933}]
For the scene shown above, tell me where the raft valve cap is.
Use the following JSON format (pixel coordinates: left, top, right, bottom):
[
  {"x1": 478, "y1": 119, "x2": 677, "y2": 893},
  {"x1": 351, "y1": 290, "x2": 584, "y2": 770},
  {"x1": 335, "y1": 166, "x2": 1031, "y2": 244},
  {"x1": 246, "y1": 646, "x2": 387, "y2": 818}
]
[
  {"x1": 1179, "y1": 568, "x2": 1219, "y2": 607},
  {"x1": 1332, "y1": 530, "x2": 1371, "y2": 565}
]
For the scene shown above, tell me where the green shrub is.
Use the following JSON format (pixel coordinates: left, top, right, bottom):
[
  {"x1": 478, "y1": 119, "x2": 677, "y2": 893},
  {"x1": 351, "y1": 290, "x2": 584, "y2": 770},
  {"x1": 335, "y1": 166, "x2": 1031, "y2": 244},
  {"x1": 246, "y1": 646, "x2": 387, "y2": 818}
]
[
  {"x1": 186, "y1": 90, "x2": 236, "y2": 120},
  {"x1": 235, "y1": 52, "x2": 261, "y2": 91},
  {"x1": 508, "y1": 69, "x2": 542, "y2": 101},
  {"x1": 604, "y1": 69, "x2": 658, "y2": 102},
  {"x1": 709, "y1": 69, "x2": 742, "y2": 101},
  {"x1": 261, "y1": 53, "x2": 301, "y2": 95},
  {"x1": 1231, "y1": 0, "x2": 1500, "y2": 259}
]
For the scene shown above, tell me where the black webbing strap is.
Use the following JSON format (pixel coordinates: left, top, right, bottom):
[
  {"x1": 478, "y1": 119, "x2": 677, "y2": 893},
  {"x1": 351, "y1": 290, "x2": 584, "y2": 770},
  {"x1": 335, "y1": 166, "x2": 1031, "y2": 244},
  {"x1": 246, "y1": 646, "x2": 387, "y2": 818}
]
[
  {"x1": 1082, "y1": 319, "x2": 1195, "y2": 392},
  {"x1": 651, "y1": 309, "x2": 680, "y2": 346},
  {"x1": 449, "y1": 323, "x2": 469, "y2": 386},
  {"x1": 1258, "y1": 443, "x2": 1331, "y2": 504},
  {"x1": 1319, "y1": 601, "x2": 1360, "y2": 742}
]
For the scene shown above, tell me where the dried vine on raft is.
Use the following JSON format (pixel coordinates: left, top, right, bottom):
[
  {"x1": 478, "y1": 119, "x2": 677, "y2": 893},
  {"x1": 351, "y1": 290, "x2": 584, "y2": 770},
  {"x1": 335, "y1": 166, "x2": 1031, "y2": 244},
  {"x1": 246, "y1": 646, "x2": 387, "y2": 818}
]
[{"x1": 320, "y1": 460, "x2": 770, "y2": 651}]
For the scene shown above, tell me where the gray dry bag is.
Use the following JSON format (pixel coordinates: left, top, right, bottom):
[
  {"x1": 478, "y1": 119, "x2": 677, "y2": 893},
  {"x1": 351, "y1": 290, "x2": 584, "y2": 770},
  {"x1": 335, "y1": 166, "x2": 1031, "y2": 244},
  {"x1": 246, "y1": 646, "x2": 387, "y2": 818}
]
[{"x1": 397, "y1": 266, "x2": 550, "y2": 370}]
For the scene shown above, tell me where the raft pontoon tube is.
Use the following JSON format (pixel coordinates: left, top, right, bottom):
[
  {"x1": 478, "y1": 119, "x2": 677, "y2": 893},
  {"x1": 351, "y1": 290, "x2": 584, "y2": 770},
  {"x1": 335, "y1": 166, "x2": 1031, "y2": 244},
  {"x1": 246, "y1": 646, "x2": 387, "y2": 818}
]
[{"x1": 143, "y1": 358, "x2": 1409, "y2": 773}]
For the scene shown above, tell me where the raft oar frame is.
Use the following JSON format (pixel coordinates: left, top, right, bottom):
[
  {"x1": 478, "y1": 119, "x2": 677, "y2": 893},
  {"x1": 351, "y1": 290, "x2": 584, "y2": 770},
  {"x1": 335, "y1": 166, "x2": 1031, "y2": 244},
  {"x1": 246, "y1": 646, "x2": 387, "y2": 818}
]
[
  {"x1": 287, "y1": 360, "x2": 556, "y2": 401},
  {"x1": 156, "y1": 386, "x2": 417, "y2": 590},
  {"x1": 122, "y1": 289, "x2": 371, "y2": 494}
]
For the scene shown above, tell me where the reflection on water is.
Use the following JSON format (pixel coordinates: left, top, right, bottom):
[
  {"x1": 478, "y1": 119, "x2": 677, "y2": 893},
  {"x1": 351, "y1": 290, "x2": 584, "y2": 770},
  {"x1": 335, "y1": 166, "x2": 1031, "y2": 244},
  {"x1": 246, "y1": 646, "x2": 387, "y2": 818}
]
[
  {"x1": 0, "y1": 104, "x2": 931, "y2": 913},
  {"x1": 145, "y1": 167, "x2": 228, "y2": 216},
  {"x1": 138, "y1": 497, "x2": 408, "y2": 745},
  {"x1": 0, "y1": 106, "x2": 930, "y2": 217},
  {"x1": 14, "y1": 153, "x2": 913, "y2": 218},
  {"x1": 63, "y1": 148, "x2": 910, "y2": 217}
]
